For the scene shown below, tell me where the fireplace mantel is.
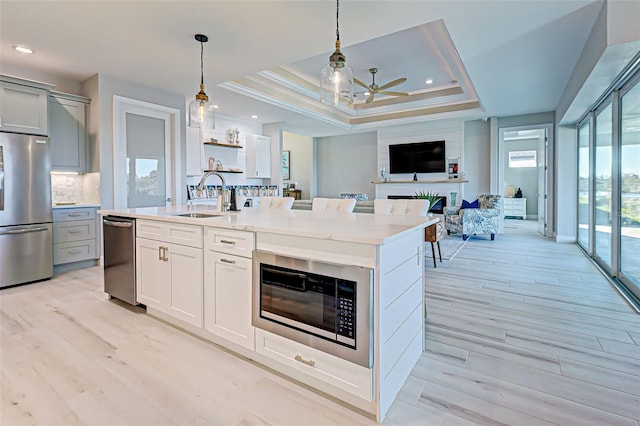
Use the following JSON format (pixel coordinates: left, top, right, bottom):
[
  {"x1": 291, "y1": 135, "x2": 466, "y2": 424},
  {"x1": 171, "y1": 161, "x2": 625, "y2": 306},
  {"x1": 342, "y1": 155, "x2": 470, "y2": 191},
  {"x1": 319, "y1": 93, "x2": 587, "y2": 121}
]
[
  {"x1": 371, "y1": 179, "x2": 468, "y2": 184},
  {"x1": 373, "y1": 179, "x2": 467, "y2": 208}
]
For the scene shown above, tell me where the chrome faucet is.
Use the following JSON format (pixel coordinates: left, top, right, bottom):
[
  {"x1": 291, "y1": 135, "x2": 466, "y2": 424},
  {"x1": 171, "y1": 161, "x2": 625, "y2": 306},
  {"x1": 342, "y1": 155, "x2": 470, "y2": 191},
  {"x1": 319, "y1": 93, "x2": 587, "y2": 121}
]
[{"x1": 197, "y1": 171, "x2": 228, "y2": 212}]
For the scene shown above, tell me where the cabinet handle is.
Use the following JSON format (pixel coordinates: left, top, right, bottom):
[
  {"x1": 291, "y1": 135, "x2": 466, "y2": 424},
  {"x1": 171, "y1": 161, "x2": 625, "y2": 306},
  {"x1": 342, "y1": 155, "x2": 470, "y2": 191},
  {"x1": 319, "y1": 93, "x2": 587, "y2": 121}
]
[
  {"x1": 68, "y1": 229, "x2": 82, "y2": 234},
  {"x1": 417, "y1": 245, "x2": 421, "y2": 266},
  {"x1": 68, "y1": 249, "x2": 81, "y2": 254},
  {"x1": 220, "y1": 239, "x2": 236, "y2": 245},
  {"x1": 294, "y1": 355, "x2": 315, "y2": 367},
  {"x1": 163, "y1": 246, "x2": 169, "y2": 262},
  {"x1": 220, "y1": 258, "x2": 236, "y2": 265},
  {"x1": 158, "y1": 246, "x2": 164, "y2": 261},
  {"x1": 67, "y1": 213, "x2": 83, "y2": 217}
]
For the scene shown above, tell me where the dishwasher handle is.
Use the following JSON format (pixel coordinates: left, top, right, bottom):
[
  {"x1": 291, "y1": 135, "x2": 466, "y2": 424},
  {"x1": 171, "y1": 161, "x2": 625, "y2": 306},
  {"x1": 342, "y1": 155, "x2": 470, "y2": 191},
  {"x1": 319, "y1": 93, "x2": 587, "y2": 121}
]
[{"x1": 103, "y1": 218, "x2": 133, "y2": 228}]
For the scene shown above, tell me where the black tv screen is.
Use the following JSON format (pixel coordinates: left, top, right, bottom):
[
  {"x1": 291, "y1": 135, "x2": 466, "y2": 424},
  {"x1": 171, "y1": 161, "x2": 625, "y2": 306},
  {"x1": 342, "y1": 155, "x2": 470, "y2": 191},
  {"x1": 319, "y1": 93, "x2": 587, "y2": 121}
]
[{"x1": 389, "y1": 141, "x2": 446, "y2": 174}]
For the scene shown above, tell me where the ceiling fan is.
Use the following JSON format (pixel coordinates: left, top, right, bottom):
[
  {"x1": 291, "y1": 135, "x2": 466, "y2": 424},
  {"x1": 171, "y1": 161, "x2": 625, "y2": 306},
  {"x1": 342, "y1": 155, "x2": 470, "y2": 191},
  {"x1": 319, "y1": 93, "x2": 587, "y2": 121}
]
[{"x1": 354, "y1": 68, "x2": 408, "y2": 103}]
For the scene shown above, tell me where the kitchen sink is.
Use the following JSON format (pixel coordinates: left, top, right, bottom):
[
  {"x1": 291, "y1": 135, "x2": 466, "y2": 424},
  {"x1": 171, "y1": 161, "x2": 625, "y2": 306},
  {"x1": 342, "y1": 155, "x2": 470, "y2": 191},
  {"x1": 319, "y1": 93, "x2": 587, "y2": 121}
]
[{"x1": 174, "y1": 212, "x2": 224, "y2": 218}]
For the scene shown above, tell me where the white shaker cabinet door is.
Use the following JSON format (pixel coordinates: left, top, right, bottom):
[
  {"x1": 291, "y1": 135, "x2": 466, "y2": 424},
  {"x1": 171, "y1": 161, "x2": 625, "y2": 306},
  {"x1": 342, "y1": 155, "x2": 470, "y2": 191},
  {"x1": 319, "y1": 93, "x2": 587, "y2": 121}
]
[
  {"x1": 49, "y1": 94, "x2": 88, "y2": 172},
  {"x1": 167, "y1": 243, "x2": 203, "y2": 327},
  {"x1": 204, "y1": 250, "x2": 254, "y2": 350},
  {"x1": 246, "y1": 134, "x2": 271, "y2": 178},
  {"x1": 136, "y1": 237, "x2": 169, "y2": 310},
  {"x1": 0, "y1": 81, "x2": 49, "y2": 135}
]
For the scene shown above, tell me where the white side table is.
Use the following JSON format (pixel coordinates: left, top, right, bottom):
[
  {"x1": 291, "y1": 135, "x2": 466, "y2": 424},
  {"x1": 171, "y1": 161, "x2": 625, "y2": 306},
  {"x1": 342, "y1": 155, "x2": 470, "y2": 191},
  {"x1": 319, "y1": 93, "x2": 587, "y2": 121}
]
[{"x1": 503, "y1": 197, "x2": 527, "y2": 219}]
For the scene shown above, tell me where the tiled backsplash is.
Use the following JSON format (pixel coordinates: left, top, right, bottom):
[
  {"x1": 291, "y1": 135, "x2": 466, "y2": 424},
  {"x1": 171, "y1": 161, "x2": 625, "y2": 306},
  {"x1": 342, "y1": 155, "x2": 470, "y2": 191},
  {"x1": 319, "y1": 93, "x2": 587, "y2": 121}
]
[{"x1": 51, "y1": 174, "x2": 84, "y2": 203}]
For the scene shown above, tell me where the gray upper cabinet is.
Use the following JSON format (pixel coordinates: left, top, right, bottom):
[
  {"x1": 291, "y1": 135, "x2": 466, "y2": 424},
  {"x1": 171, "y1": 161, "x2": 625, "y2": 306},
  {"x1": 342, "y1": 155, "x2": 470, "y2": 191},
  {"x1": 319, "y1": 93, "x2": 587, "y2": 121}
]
[
  {"x1": 0, "y1": 76, "x2": 54, "y2": 136},
  {"x1": 49, "y1": 92, "x2": 90, "y2": 172}
]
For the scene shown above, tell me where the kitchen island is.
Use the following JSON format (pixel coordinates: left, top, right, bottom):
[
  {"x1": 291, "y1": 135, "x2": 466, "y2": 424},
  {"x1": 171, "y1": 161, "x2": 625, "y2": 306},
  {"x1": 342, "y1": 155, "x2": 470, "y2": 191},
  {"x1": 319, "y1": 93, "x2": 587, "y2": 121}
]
[{"x1": 98, "y1": 205, "x2": 436, "y2": 422}]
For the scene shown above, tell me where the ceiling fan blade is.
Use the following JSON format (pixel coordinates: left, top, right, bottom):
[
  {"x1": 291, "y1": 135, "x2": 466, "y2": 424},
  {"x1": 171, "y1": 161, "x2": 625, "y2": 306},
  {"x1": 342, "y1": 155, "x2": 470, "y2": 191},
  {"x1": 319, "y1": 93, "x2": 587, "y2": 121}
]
[
  {"x1": 378, "y1": 91, "x2": 409, "y2": 96},
  {"x1": 377, "y1": 77, "x2": 407, "y2": 91},
  {"x1": 365, "y1": 93, "x2": 376, "y2": 103},
  {"x1": 354, "y1": 78, "x2": 371, "y2": 89}
]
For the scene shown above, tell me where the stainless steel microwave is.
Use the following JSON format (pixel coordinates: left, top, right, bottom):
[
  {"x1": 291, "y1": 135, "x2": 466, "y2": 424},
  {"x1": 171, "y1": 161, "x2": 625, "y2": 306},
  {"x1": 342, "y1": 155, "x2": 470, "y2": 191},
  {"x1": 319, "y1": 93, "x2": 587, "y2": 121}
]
[{"x1": 252, "y1": 250, "x2": 373, "y2": 368}]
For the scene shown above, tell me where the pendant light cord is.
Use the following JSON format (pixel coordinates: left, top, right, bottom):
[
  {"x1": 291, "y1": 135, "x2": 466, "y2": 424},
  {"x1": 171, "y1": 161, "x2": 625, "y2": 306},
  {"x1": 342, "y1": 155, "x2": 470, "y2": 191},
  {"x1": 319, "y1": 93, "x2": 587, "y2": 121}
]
[
  {"x1": 336, "y1": 0, "x2": 340, "y2": 41},
  {"x1": 200, "y1": 41, "x2": 204, "y2": 85}
]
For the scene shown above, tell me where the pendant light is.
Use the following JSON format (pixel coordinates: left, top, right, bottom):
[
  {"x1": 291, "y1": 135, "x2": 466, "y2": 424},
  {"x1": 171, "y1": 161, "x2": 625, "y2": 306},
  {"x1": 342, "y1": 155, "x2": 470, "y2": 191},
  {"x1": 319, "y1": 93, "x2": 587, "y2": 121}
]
[
  {"x1": 189, "y1": 34, "x2": 215, "y2": 129},
  {"x1": 319, "y1": 0, "x2": 354, "y2": 106}
]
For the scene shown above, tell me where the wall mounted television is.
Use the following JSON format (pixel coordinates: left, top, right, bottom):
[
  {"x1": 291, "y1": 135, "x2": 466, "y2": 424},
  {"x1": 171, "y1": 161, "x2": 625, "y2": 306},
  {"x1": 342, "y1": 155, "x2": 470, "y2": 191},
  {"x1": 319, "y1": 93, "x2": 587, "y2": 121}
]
[{"x1": 388, "y1": 140, "x2": 446, "y2": 174}]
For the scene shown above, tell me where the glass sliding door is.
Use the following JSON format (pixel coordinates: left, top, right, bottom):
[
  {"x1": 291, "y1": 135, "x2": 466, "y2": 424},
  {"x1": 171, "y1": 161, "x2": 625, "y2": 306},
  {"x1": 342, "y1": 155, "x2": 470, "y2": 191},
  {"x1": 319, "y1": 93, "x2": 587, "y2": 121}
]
[
  {"x1": 594, "y1": 104, "x2": 613, "y2": 270},
  {"x1": 619, "y1": 78, "x2": 640, "y2": 296},
  {"x1": 577, "y1": 121, "x2": 591, "y2": 251}
]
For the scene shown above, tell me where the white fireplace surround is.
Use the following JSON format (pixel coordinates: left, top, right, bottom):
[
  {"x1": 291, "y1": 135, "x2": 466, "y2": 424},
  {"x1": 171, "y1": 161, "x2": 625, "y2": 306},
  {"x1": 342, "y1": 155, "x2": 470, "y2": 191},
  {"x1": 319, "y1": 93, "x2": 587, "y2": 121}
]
[
  {"x1": 375, "y1": 118, "x2": 465, "y2": 208},
  {"x1": 375, "y1": 181, "x2": 464, "y2": 208}
]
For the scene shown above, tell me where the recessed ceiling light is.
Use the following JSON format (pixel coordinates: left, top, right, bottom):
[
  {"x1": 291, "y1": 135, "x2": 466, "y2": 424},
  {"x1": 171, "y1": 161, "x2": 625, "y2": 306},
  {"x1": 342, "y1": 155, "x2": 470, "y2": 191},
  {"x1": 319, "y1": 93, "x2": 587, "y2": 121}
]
[
  {"x1": 251, "y1": 115, "x2": 258, "y2": 119},
  {"x1": 425, "y1": 79, "x2": 433, "y2": 85},
  {"x1": 13, "y1": 45, "x2": 34, "y2": 54},
  {"x1": 212, "y1": 105, "x2": 219, "y2": 109}
]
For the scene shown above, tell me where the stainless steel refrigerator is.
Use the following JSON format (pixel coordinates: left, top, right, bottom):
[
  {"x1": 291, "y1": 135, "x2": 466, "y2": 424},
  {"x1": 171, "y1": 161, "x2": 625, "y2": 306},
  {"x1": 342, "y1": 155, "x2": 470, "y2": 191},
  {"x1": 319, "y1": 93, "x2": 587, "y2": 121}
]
[{"x1": 0, "y1": 132, "x2": 53, "y2": 288}]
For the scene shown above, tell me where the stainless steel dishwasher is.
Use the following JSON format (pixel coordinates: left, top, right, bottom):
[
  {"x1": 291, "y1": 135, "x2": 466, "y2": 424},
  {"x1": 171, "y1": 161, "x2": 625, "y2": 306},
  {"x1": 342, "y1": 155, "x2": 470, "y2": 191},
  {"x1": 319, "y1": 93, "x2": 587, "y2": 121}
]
[{"x1": 103, "y1": 216, "x2": 137, "y2": 305}]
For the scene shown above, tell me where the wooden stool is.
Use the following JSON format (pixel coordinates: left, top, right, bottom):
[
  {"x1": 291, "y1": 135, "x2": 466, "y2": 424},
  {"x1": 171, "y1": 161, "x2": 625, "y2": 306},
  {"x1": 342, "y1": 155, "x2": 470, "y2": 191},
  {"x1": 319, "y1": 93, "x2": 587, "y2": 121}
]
[{"x1": 425, "y1": 220, "x2": 445, "y2": 267}]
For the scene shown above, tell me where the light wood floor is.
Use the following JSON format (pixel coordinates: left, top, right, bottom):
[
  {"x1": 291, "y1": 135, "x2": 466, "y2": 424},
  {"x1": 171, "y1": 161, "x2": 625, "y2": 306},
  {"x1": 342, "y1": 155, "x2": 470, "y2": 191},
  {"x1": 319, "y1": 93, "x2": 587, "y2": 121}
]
[{"x1": 1, "y1": 224, "x2": 639, "y2": 425}]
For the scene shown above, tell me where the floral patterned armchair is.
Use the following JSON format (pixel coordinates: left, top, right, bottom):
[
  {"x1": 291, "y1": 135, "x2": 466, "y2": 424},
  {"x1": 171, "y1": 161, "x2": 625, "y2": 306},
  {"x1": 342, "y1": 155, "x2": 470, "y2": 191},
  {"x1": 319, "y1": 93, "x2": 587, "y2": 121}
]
[{"x1": 444, "y1": 195, "x2": 502, "y2": 240}]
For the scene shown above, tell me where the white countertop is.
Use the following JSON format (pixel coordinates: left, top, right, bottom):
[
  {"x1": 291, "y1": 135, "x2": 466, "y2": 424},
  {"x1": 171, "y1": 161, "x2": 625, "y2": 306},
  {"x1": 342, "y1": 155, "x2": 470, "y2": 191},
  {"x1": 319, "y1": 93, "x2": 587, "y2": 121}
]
[{"x1": 98, "y1": 205, "x2": 437, "y2": 245}]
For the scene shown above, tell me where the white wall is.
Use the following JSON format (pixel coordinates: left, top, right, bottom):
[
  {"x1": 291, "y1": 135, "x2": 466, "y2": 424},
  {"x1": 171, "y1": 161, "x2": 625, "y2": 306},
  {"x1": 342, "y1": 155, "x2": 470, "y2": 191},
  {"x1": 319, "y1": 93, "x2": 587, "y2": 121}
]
[
  {"x1": 283, "y1": 131, "x2": 313, "y2": 199},
  {"x1": 503, "y1": 138, "x2": 539, "y2": 217},
  {"x1": 0, "y1": 64, "x2": 82, "y2": 94},
  {"x1": 376, "y1": 119, "x2": 464, "y2": 205},
  {"x1": 464, "y1": 119, "x2": 491, "y2": 199},
  {"x1": 555, "y1": 126, "x2": 577, "y2": 243},
  {"x1": 82, "y1": 74, "x2": 186, "y2": 209},
  {"x1": 315, "y1": 131, "x2": 377, "y2": 200},
  {"x1": 186, "y1": 114, "x2": 262, "y2": 187}
]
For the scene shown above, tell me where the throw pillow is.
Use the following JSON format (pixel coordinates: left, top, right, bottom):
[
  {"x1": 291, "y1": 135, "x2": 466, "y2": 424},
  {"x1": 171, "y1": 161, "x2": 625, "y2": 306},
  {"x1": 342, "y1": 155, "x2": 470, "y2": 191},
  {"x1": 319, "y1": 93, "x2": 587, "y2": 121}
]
[{"x1": 460, "y1": 199, "x2": 479, "y2": 209}]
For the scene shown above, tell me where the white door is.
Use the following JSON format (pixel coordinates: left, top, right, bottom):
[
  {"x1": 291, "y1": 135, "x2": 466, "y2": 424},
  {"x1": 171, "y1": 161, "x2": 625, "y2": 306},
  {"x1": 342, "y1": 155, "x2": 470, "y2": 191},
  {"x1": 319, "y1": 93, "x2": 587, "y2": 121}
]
[
  {"x1": 113, "y1": 96, "x2": 181, "y2": 209},
  {"x1": 537, "y1": 130, "x2": 547, "y2": 236}
]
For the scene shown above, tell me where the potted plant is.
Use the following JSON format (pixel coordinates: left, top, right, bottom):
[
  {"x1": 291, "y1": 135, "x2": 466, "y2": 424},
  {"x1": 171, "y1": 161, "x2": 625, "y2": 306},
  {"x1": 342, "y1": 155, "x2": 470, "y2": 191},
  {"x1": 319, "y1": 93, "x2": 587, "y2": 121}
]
[{"x1": 414, "y1": 190, "x2": 441, "y2": 214}]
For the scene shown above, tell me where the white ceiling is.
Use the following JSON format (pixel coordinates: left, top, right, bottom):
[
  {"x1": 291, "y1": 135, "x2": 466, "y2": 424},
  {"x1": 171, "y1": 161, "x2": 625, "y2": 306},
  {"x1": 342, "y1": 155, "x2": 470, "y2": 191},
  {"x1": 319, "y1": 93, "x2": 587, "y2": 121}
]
[{"x1": 0, "y1": 1, "x2": 605, "y2": 137}]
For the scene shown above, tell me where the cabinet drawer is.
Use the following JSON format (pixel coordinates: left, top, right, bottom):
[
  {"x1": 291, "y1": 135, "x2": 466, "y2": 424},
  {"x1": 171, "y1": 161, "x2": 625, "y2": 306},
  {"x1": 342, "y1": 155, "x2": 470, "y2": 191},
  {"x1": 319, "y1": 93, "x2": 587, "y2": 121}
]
[
  {"x1": 53, "y1": 219, "x2": 96, "y2": 243},
  {"x1": 54, "y1": 240, "x2": 96, "y2": 264},
  {"x1": 205, "y1": 227, "x2": 254, "y2": 258},
  {"x1": 53, "y1": 208, "x2": 96, "y2": 222},
  {"x1": 255, "y1": 329, "x2": 372, "y2": 401},
  {"x1": 136, "y1": 220, "x2": 202, "y2": 248}
]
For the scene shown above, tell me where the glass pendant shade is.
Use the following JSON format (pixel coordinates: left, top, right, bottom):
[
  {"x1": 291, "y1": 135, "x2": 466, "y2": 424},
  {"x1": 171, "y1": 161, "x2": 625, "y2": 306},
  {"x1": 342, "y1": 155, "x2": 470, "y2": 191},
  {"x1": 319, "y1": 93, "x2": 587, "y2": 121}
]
[
  {"x1": 189, "y1": 93, "x2": 215, "y2": 129},
  {"x1": 320, "y1": 56, "x2": 354, "y2": 106}
]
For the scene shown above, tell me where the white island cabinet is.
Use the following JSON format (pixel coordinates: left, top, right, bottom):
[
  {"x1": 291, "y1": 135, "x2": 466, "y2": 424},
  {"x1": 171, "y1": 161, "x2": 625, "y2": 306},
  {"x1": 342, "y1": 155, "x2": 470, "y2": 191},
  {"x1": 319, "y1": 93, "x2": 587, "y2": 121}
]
[
  {"x1": 99, "y1": 206, "x2": 435, "y2": 423},
  {"x1": 136, "y1": 220, "x2": 203, "y2": 327},
  {"x1": 204, "y1": 228, "x2": 255, "y2": 350}
]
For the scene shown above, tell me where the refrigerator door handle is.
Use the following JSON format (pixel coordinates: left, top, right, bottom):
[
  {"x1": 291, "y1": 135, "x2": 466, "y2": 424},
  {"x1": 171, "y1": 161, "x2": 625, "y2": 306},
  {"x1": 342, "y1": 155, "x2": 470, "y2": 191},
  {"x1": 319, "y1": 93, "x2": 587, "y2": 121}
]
[
  {"x1": 0, "y1": 145, "x2": 4, "y2": 211},
  {"x1": 0, "y1": 226, "x2": 49, "y2": 235},
  {"x1": 103, "y1": 219, "x2": 133, "y2": 228}
]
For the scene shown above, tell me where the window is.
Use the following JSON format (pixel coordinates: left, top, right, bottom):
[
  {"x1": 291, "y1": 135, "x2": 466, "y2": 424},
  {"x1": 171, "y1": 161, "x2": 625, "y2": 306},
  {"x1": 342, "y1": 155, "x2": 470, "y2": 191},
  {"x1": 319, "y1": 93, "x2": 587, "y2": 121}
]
[{"x1": 508, "y1": 150, "x2": 537, "y2": 168}]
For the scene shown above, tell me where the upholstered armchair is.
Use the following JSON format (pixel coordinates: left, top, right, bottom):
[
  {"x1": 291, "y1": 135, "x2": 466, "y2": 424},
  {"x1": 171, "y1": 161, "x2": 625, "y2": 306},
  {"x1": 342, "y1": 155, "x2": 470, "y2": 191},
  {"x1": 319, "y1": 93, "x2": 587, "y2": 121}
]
[{"x1": 444, "y1": 195, "x2": 501, "y2": 240}]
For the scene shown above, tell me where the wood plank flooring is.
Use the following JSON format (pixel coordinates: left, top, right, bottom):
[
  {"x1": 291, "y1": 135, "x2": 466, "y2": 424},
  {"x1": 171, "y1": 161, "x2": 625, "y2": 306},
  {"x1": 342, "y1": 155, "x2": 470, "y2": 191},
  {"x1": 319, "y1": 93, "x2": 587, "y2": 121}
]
[{"x1": 1, "y1": 220, "x2": 639, "y2": 425}]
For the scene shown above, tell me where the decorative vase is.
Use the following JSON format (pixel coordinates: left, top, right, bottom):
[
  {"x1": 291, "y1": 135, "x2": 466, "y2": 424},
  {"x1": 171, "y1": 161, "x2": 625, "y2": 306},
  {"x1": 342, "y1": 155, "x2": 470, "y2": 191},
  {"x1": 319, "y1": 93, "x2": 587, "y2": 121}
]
[{"x1": 450, "y1": 192, "x2": 457, "y2": 206}]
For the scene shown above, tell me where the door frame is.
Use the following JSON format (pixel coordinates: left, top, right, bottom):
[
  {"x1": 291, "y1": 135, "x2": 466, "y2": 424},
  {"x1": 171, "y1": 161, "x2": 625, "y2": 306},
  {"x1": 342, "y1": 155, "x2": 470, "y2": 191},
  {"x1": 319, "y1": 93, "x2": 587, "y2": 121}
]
[
  {"x1": 113, "y1": 95, "x2": 181, "y2": 209},
  {"x1": 496, "y1": 123, "x2": 553, "y2": 237}
]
